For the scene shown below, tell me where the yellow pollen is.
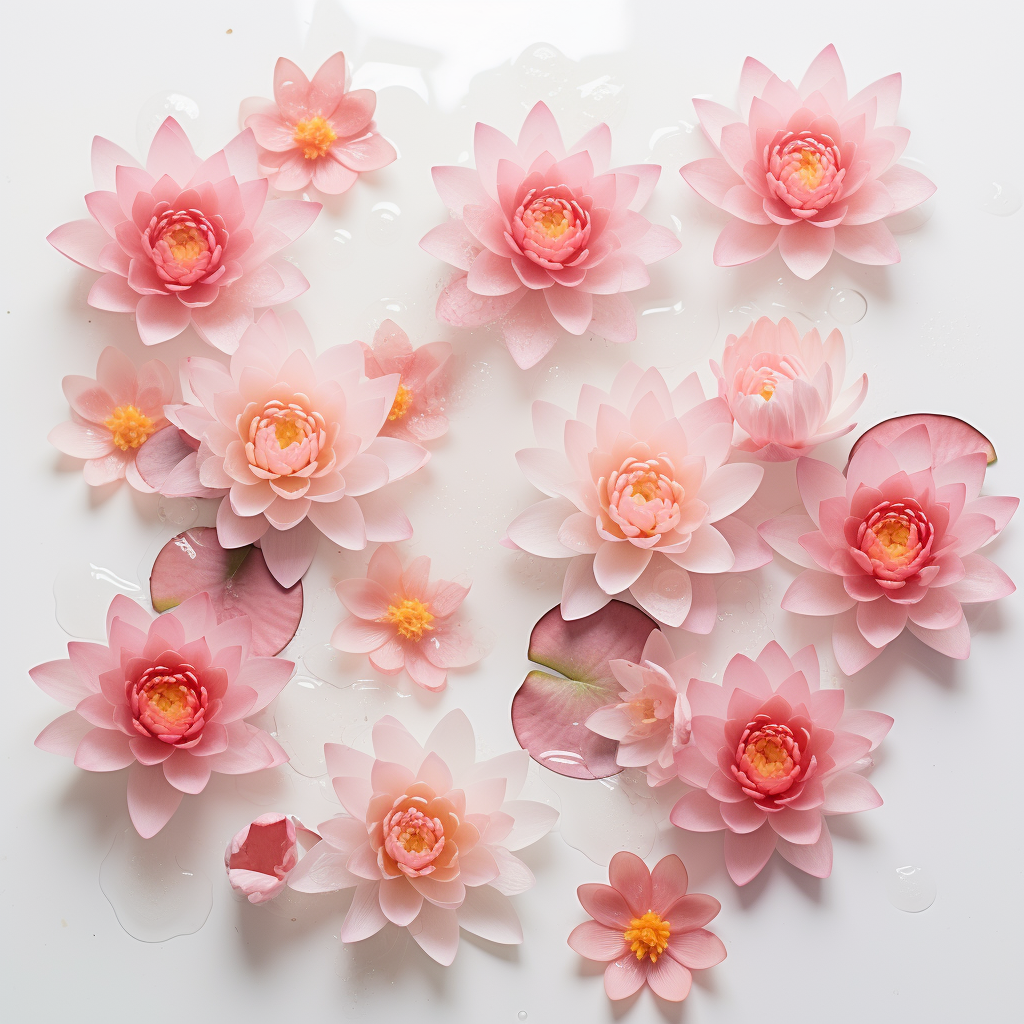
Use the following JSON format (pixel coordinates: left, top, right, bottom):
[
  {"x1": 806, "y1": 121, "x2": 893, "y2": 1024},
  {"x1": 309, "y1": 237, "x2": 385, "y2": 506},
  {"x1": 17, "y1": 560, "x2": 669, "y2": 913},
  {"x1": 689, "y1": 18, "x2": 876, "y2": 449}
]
[
  {"x1": 144, "y1": 680, "x2": 190, "y2": 719},
  {"x1": 745, "y1": 737, "x2": 790, "y2": 778},
  {"x1": 293, "y1": 116, "x2": 337, "y2": 159},
  {"x1": 105, "y1": 405, "x2": 155, "y2": 451},
  {"x1": 872, "y1": 517, "x2": 910, "y2": 558},
  {"x1": 633, "y1": 697, "x2": 658, "y2": 725},
  {"x1": 624, "y1": 912, "x2": 671, "y2": 963},
  {"x1": 630, "y1": 475, "x2": 659, "y2": 503},
  {"x1": 383, "y1": 598, "x2": 435, "y2": 641},
  {"x1": 164, "y1": 225, "x2": 208, "y2": 264},
  {"x1": 389, "y1": 383, "x2": 413, "y2": 421},
  {"x1": 538, "y1": 208, "x2": 569, "y2": 238},
  {"x1": 759, "y1": 381, "x2": 776, "y2": 400},
  {"x1": 274, "y1": 417, "x2": 305, "y2": 448},
  {"x1": 401, "y1": 832, "x2": 431, "y2": 854},
  {"x1": 796, "y1": 149, "x2": 825, "y2": 189}
]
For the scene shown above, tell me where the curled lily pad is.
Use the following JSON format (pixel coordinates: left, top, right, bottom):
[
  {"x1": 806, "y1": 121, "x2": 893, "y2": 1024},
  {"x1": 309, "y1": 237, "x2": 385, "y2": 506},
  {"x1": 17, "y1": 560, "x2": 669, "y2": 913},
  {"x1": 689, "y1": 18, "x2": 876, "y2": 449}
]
[
  {"x1": 150, "y1": 527, "x2": 303, "y2": 657},
  {"x1": 511, "y1": 600, "x2": 658, "y2": 780},
  {"x1": 846, "y1": 414, "x2": 996, "y2": 471}
]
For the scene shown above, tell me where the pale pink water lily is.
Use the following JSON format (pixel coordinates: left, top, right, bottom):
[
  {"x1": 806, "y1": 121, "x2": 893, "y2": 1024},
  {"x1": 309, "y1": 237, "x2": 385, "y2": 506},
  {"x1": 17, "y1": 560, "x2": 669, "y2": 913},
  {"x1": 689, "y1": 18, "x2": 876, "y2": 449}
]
[
  {"x1": 670, "y1": 642, "x2": 892, "y2": 884},
  {"x1": 288, "y1": 710, "x2": 559, "y2": 966},
  {"x1": 160, "y1": 309, "x2": 429, "y2": 588},
  {"x1": 240, "y1": 52, "x2": 396, "y2": 194},
  {"x1": 505, "y1": 362, "x2": 771, "y2": 629},
  {"x1": 48, "y1": 346, "x2": 173, "y2": 490},
  {"x1": 585, "y1": 629, "x2": 697, "y2": 785},
  {"x1": 568, "y1": 851, "x2": 726, "y2": 1001},
  {"x1": 225, "y1": 813, "x2": 320, "y2": 904},
  {"x1": 759, "y1": 423, "x2": 1018, "y2": 673},
  {"x1": 332, "y1": 545, "x2": 483, "y2": 692},
  {"x1": 47, "y1": 117, "x2": 320, "y2": 351},
  {"x1": 681, "y1": 45, "x2": 936, "y2": 278},
  {"x1": 420, "y1": 101, "x2": 680, "y2": 369},
  {"x1": 360, "y1": 320, "x2": 452, "y2": 443},
  {"x1": 713, "y1": 316, "x2": 867, "y2": 461},
  {"x1": 32, "y1": 594, "x2": 291, "y2": 838}
]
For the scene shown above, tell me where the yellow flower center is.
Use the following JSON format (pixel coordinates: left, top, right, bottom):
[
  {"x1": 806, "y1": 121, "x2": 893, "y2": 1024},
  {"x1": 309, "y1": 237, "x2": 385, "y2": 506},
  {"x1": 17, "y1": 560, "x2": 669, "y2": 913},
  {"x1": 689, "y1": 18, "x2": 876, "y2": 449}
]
[
  {"x1": 624, "y1": 912, "x2": 671, "y2": 963},
  {"x1": 539, "y1": 208, "x2": 569, "y2": 238},
  {"x1": 142, "y1": 679, "x2": 191, "y2": 720},
  {"x1": 630, "y1": 472, "x2": 660, "y2": 504},
  {"x1": 163, "y1": 225, "x2": 209, "y2": 265},
  {"x1": 105, "y1": 405, "x2": 155, "y2": 451},
  {"x1": 384, "y1": 598, "x2": 435, "y2": 641},
  {"x1": 632, "y1": 697, "x2": 658, "y2": 725},
  {"x1": 759, "y1": 380, "x2": 776, "y2": 400},
  {"x1": 274, "y1": 417, "x2": 305, "y2": 448},
  {"x1": 796, "y1": 149, "x2": 825, "y2": 189},
  {"x1": 745, "y1": 736, "x2": 793, "y2": 778},
  {"x1": 389, "y1": 383, "x2": 413, "y2": 421},
  {"x1": 293, "y1": 116, "x2": 337, "y2": 159},
  {"x1": 872, "y1": 517, "x2": 911, "y2": 558}
]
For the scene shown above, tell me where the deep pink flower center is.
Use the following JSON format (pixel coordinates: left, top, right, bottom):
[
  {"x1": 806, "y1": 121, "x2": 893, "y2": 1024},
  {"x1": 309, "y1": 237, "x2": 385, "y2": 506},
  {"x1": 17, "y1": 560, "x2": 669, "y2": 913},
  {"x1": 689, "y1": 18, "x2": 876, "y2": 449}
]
[
  {"x1": 129, "y1": 663, "x2": 207, "y2": 745},
  {"x1": 732, "y1": 716, "x2": 804, "y2": 801},
  {"x1": 602, "y1": 456, "x2": 684, "y2": 541},
  {"x1": 143, "y1": 205, "x2": 226, "y2": 287},
  {"x1": 856, "y1": 499, "x2": 932, "y2": 582},
  {"x1": 382, "y1": 806, "x2": 446, "y2": 876},
  {"x1": 512, "y1": 185, "x2": 592, "y2": 268},
  {"x1": 767, "y1": 131, "x2": 844, "y2": 211},
  {"x1": 245, "y1": 401, "x2": 327, "y2": 478}
]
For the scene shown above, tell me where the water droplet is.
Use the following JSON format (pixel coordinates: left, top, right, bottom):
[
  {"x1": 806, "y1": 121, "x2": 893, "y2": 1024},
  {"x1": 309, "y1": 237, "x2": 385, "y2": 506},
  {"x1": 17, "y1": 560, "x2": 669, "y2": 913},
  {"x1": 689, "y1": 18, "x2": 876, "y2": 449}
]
[
  {"x1": 647, "y1": 123, "x2": 695, "y2": 167},
  {"x1": 655, "y1": 569, "x2": 688, "y2": 599},
  {"x1": 577, "y1": 73, "x2": 626, "y2": 125},
  {"x1": 54, "y1": 563, "x2": 144, "y2": 639},
  {"x1": 886, "y1": 864, "x2": 936, "y2": 912},
  {"x1": 157, "y1": 497, "x2": 199, "y2": 529},
  {"x1": 99, "y1": 827, "x2": 213, "y2": 941},
  {"x1": 333, "y1": 228, "x2": 353, "y2": 246},
  {"x1": 827, "y1": 289, "x2": 867, "y2": 325},
  {"x1": 518, "y1": 1013, "x2": 528, "y2": 1021},
  {"x1": 981, "y1": 181, "x2": 1022, "y2": 216},
  {"x1": 137, "y1": 92, "x2": 203, "y2": 153},
  {"x1": 369, "y1": 201, "x2": 401, "y2": 244}
]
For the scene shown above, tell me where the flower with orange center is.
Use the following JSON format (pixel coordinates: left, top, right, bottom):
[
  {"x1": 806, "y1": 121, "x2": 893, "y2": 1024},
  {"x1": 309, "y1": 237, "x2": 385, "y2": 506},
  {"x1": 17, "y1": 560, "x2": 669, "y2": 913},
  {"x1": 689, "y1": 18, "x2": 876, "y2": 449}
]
[
  {"x1": 855, "y1": 498, "x2": 932, "y2": 583},
  {"x1": 388, "y1": 382, "x2": 413, "y2": 421},
  {"x1": 243, "y1": 398, "x2": 329, "y2": 482},
  {"x1": 105, "y1": 405, "x2": 156, "y2": 451},
  {"x1": 377, "y1": 785, "x2": 456, "y2": 879},
  {"x1": 624, "y1": 911, "x2": 671, "y2": 962},
  {"x1": 129, "y1": 663, "x2": 208, "y2": 746},
  {"x1": 383, "y1": 597, "x2": 434, "y2": 640},
  {"x1": 511, "y1": 184, "x2": 592, "y2": 269},
  {"x1": 143, "y1": 205, "x2": 224, "y2": 287},
  {"x1": 732, "y1": 716, "x2": 806, "y2": 802},
  {"x1": 293, "y1": 115, "x2": 337, "y2": 159}
]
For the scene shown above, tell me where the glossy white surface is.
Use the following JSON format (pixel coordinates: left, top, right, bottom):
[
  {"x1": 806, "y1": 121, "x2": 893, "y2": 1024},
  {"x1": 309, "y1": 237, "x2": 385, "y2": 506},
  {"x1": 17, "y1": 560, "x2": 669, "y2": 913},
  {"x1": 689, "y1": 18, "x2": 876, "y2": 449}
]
[{"x1": 3, "y1": 1, "x2": 1021, "y2": 1020}]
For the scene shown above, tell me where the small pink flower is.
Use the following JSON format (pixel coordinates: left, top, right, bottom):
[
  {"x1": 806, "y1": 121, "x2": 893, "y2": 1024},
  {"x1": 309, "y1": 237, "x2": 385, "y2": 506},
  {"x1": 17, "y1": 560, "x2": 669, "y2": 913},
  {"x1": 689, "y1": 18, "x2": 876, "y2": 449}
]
[
  {"x1": 681, "y1": 45, "x2": 936, "y2": 278},
  {"x1": 585, "y1": 630, "x2": 697, "y2": 785},
  {"x1": 289, "y1": 710, "x2": 559, "y2": 965},
  {"x1": 360, "y1": 320, "x2": 452, "y2": 443},
  {"x1": 759, "y1": 423, "x2": 1018, "y2": 673},
  {"x1": 48, "y1": 346, "x2": 173, "y2": 490},
  {"x1": 713, "y1": 317, "x2": 868, "y2": 461},
  {"x1": 32, "y1": 594, "x2": 292, "y2": 838},
  {"x1": 332, "y1": 545, "x2": 483, "y2": 691},
  {"x1": 47, "y1": 117, "x2": 320, "y2": 352},
  {"x1": 568, "y1": 852, "x2": 726, "y2": 1002},
  {"x1": 421, "y1": 101, "x2": 680, "y2": 368},
  {"x1": 240, "y1": 53, "x2": 396, "y2": 195},
  {"x1": 670, "y1": 641, "x2": 892, "y2": 884},
  {"x1": 225, "y1": 813, "x2": 320, "y2": 904}
]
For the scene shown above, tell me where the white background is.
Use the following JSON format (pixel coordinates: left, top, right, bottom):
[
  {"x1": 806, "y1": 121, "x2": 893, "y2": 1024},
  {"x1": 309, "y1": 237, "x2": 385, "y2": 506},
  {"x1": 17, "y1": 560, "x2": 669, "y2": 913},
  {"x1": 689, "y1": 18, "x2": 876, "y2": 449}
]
[{"x1": 2, "y1": 1, "x2": 1022, "y2": 1021}]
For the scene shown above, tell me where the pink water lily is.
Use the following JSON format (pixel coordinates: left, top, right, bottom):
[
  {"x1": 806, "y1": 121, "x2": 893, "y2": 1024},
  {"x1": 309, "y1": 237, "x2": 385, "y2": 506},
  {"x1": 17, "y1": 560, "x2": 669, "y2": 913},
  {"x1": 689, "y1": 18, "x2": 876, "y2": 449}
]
[
  {"x1": 32, "y1": 594, "x2": 291, "y2": 838},
  {"x1": 48, "y1": 117, "x2": 320, "y2": 351},
  {"x1": 225, "y1": 814, "x2": 319, "y2": 904},
  {"x1": 681, "y1": 45, "x2": 936, "y2": 278},
  {"x1": 713, "y1": 317, "x2": 867, "y2": 460},
  {"x1": 505, "y1": 362, "x2": 771, "y2": 629},
  {"x1": 420, "y1": 101, "x2": 680, "y2": 368},
  {"x1": 160, "y1": 309, "x2": 429, "y2": 588},
  {"x1": 568, "y1": 852, "x2": 726, "y2": 1001},
  {"x1": 759, "y1": 422, "x2": 1018, "y2": 673},
  {"x1": 240, "y1": 52, "x2": 396, "y2": 194},
  {"x1": 288, "y1": 710, "x2": 559, "y2": 966},
  {"x1": 360, "y1": 320, "x2": 452, "y2": 443},
  {"x1": 48, "y1": 346, "x2": 173, "y2": 490},
  {"x1": 332, "y1": 545, "x2": 484, "y2": 692},
  {"x1": 585, "y1": 629, "x2": 697, "y2": 785},
  {"x1": 670, "y1": 642, "x2": 892, "y2": 884}
]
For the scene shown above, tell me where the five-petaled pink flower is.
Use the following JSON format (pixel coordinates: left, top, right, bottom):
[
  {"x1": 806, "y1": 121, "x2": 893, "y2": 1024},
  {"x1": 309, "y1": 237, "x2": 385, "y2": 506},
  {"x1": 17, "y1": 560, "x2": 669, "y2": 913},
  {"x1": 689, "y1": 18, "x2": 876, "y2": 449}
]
[
  {"x1": 670, "y1": 641, "x2": 892, "y2": 884},
  {"x1": 420, "y1": 101, "x2": 680, "y2": 368},
  {"x1": 332, "y1": 545, "x2": 483, "y2": 692},
  {"x1": 681, "y1": 44, "x2": 936, "y2": 278},
  {"x1": 505, "y1": 362, "x2": 770, "y2": 629},
  {"x1": 568, "y1": 851, "x2": 726, "y2": 1002},
  {"x1": 288, "y1": 710, "x2": 559, "y2": 966},
  {"x1": 48, "y1": 346, "x2": 173, "y2": 490},
  {"x1": 360, "y1": 320, "x2": 452, "y2": 444},
  {"x1": 47, "y1": 117, "x2": 320, "y2": 351},
  {"x1": 225, "y1": 813, "x2": 319, "y2": 904},
  {"x1": 240, "y1": 52, "x2": 396, "y2": 194},
  {"x1": 585, "y1": 629, "x2": 697, "y2": 785},
  {"x1": 32, "y1": 594, "x2": 292, "y2": 838},
  {"x1": 713, "y1": 316, "x2": 868, "y2": 461},
  {"x1": 160, "y1": 309, "x2": 429, "y2": 588},
  {"x1": 759, "y1": 422, "x2": 1018, "y2": 674}
]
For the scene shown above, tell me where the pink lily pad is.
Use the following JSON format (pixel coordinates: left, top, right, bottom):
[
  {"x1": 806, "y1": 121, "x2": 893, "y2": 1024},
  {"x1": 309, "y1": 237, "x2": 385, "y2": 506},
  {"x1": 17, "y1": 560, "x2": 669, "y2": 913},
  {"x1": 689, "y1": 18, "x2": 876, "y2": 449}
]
[
  {"x1": 150, "y1": 527, "x2": 303, "y2": 657},
  {"x1": 511, "y1": 600, "x2": 658, "y2": 780},
  {"x1": 846, "y1": 414, "x2": 996, "y2": 472}
]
